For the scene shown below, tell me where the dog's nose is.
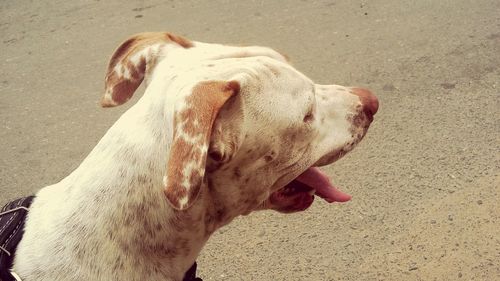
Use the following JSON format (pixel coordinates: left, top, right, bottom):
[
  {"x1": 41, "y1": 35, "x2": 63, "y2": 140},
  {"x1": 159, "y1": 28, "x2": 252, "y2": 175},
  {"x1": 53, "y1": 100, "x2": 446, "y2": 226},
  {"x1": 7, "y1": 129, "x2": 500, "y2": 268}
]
[{"x1": 350, "y1": 87, "x2": 379, "y2": 116}]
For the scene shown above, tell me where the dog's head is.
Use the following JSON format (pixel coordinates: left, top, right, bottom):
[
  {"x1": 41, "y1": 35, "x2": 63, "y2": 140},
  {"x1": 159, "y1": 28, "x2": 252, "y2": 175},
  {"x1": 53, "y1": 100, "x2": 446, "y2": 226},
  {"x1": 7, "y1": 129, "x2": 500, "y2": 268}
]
[{"x1": 101, "y1": 32, "x2": 378, "y2": 218}]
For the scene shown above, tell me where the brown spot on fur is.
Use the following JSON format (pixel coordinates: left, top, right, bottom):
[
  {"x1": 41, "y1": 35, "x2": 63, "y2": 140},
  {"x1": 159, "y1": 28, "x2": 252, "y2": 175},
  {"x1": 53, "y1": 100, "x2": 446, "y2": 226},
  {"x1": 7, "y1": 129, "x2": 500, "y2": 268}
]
[
  {"x1": 233, "y1": 168, "x2": 242, "y2": 178},
  {"x1": 347, "y1": 111, "x2": 368, "y2": 136},
  {"x1": 264, "y1": 63, "x2": 281, "y2": 76},
  {"x1": 136, "y1": 174, "x2": 150, "y2": 184}
]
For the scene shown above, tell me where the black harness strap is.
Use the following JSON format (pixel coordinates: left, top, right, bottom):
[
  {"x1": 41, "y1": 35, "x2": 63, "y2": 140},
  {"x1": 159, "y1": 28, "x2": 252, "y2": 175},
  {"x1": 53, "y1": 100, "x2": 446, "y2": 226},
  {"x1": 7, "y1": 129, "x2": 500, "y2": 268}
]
[
  {"x1": 0, "y1": 196, "x2": 35, "y2": 281},
  {"x1": 183, "y1": 262, "x2": 202, "y2": 281}
]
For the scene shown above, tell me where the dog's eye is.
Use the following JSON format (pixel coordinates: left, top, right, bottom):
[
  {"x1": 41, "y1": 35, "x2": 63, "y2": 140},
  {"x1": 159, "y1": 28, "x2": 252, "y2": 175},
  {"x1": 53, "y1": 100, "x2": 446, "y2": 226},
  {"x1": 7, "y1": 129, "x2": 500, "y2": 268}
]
[
  {"x1": 209, "y1": 151, "x2": 224, "y2": 162},
  {"x1": 303, "y1": 112, "x2": 314, "y2": 123}
]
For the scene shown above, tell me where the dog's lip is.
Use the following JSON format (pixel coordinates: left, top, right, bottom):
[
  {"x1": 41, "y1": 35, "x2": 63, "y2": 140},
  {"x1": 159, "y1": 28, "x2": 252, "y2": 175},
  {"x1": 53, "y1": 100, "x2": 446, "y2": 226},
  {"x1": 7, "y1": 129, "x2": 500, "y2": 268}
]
[
  {"x1": 269, "y1": 183, "x2": 315, "y2": 212},
  {"x1": 294, "y1": 167, "x2": 352, "y2": 203}
]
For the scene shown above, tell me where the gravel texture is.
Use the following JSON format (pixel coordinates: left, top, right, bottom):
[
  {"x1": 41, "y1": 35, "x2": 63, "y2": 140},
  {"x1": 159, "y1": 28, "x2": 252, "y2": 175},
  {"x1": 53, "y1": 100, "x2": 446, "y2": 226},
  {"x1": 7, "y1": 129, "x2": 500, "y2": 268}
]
[{"x1": 1, "y1": 0, "x2": 498, "y2": 280}]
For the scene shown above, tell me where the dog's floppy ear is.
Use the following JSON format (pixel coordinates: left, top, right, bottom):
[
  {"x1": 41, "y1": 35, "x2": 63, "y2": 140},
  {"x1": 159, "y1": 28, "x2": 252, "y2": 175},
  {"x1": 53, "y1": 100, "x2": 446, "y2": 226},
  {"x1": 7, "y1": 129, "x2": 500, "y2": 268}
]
[
  {"x1": 101, "y1": 32, "x2": 193, "y2": 107},
  {"x1": 164, "y1": 80, "x2": 240, "y2": 210}
]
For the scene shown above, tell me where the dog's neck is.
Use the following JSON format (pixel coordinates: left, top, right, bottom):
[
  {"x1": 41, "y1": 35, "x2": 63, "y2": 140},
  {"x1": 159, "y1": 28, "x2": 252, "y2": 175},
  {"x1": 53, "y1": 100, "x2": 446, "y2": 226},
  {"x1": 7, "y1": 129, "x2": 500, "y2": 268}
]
[{"x1": 62, "y1": 100, "x2": 234, "y2": 279}]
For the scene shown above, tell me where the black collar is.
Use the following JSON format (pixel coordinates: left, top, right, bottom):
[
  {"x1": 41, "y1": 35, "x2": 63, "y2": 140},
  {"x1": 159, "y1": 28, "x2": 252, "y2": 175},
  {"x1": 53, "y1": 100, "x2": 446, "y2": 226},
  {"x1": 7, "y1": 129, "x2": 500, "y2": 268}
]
[
  {"x1": 0, "y1": 196, "x2": 35, "y2": 281},
  {"x1": 183, "y1": 261, "x2": 202, "y2": 281}
]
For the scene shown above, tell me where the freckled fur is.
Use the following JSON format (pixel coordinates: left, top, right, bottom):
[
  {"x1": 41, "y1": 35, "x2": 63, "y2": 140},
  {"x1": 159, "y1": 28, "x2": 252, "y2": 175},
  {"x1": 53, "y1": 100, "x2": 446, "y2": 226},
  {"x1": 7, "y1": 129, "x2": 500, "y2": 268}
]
[{"x1": 13, "y1": 32, "x2": 374, "y2": 281}]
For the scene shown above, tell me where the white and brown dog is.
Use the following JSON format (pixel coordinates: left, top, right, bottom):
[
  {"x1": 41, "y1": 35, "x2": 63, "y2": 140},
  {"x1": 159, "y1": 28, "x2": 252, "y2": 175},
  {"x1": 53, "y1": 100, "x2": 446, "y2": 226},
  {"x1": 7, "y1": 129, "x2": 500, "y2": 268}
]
[{"x1": 11, "y1": 32, "x2": 378, "y2": 280}]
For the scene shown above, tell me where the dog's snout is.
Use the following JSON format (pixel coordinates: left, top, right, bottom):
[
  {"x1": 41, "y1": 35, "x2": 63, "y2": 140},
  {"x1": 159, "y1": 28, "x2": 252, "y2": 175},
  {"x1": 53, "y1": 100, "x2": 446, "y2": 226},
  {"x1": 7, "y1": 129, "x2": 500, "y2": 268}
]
[{"x1": 350, "y1": 87, "x2": 379, "y2": 117}]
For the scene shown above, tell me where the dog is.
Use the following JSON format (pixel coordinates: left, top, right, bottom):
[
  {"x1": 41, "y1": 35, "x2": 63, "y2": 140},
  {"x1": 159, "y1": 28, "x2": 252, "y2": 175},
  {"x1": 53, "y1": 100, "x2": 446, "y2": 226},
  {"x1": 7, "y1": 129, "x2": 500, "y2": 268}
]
[{"x1": 10, "y1": 32, "x2": 378, "y2": 280}]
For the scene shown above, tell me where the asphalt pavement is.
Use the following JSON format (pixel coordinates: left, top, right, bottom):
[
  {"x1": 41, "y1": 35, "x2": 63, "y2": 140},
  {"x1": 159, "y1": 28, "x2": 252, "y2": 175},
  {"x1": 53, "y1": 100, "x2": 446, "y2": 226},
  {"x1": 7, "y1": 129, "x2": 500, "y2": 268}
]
[{"x1": 1, "y1": 1, "x2": 499, "y2": 280}]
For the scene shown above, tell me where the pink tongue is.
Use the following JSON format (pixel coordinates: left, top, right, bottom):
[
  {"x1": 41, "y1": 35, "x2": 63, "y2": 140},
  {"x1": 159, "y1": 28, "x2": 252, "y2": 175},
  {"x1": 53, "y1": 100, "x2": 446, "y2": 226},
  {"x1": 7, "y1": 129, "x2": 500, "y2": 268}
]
[{"x1": 296, "y1": 167, "x2": 352, "y2": 203}]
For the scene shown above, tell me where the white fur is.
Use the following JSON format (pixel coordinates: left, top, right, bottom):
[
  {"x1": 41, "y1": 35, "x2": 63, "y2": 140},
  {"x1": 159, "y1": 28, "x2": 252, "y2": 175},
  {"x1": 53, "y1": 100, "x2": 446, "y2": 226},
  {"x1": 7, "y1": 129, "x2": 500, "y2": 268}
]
[{"x1": 12, "y1": 35, "x2": 373, "y2": 281}]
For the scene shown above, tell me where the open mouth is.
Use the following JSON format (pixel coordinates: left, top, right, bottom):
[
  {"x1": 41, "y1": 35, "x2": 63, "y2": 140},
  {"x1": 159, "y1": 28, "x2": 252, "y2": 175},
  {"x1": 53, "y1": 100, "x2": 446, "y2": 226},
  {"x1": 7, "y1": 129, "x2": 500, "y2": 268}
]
[{"x1": 269, "y1": 167, "x2": 351, "y2": 213}]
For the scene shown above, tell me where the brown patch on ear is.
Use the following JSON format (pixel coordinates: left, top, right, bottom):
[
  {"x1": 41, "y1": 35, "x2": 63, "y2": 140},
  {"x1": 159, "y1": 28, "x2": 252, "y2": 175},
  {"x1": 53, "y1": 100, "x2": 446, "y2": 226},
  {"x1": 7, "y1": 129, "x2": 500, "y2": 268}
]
[
  {"x1": 101, "y1": 32, "x2": 194, "y2": 107},
  {"x1": 276, "y1": 49, "x2": 291, "y2": 63},
  {"x1": 164, "y1": 80, "x2": 240, "y2": 210},
  {"x1": 167, "y1": 33, "x2": 194, "y2": 48}
]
